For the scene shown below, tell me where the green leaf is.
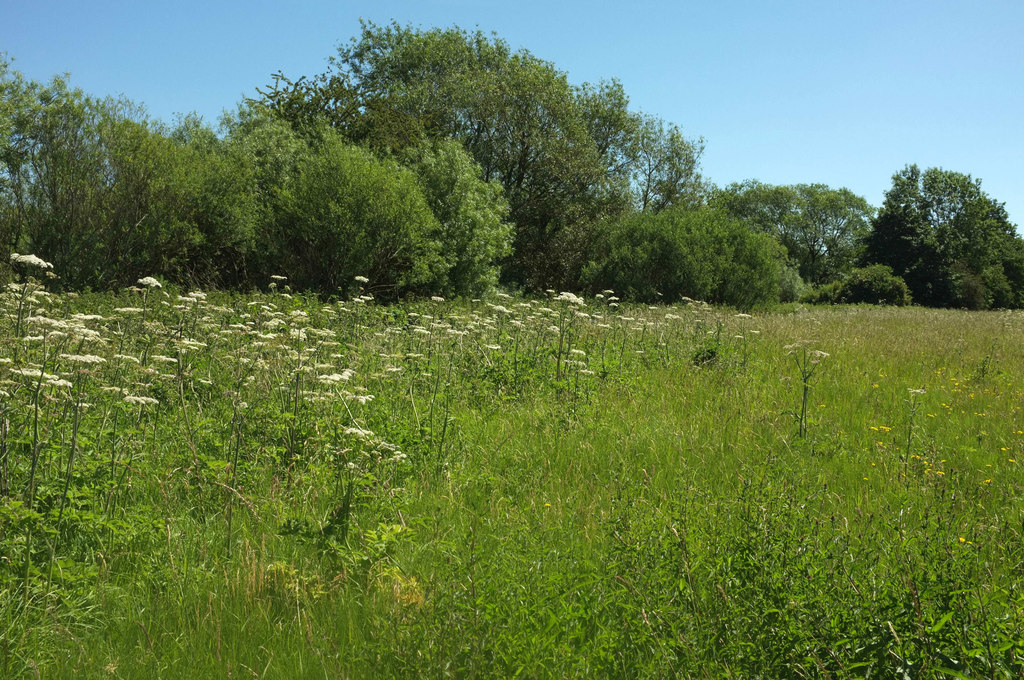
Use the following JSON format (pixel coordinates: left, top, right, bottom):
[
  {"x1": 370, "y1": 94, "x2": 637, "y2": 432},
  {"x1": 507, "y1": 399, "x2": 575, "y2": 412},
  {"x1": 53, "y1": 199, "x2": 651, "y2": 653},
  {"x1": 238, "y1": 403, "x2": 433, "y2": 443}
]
[{"x1": 929, "y1": 611, "x2": 954, "y2": 633}]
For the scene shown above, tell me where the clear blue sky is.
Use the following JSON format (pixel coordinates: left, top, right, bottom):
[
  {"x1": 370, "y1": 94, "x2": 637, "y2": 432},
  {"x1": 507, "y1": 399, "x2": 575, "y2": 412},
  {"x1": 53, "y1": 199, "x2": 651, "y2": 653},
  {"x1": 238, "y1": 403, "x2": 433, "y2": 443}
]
[{"x1": 3, "y1": 0, "x2": 1022, "y2": 224}]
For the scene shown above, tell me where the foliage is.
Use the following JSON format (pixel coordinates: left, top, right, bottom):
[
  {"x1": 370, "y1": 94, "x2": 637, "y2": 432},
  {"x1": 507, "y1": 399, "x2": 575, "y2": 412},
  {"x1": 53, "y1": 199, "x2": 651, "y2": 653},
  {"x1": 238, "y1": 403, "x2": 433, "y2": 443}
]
[
  {"x1": 777, "y1": 260, "x2": 809, "y2": 302},
  {"x1": 398, "y1": 138, "x2": 512, "y2": 297},
  {"x1": 265, "y1": 128, "x2": 446, "y2": 298},
  {"x1": 862, "y1": 164, "x2": 1021, "y2": 308},
  {"x1": 578, "y1": 206, "x2": 783, "y2": 308},
  {"x1": 0, "y1": 62, "x2": 258, "y2": 290},
  {"x1": 714, "y1": 180, "x2": 874, "y2": 286},
  {"x1": 802, "y1": 264, "x2": 912, "y2": 306},
  {"x1": 255, "y1": 22, "x2": 707, "y2": 290}
]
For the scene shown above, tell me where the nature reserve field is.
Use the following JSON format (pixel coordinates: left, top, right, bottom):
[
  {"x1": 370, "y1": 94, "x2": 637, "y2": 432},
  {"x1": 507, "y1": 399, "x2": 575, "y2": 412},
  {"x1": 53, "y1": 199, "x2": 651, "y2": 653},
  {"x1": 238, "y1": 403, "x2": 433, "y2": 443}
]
[{"x1": 1, "y1": 281, "x2": 1022, "y2": 678}]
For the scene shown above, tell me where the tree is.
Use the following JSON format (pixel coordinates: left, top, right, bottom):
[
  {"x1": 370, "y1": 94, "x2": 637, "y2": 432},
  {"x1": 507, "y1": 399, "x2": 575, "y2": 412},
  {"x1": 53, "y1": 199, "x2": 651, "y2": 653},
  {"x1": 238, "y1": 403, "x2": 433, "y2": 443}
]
[
  {"x1": 254, "y1": 21, "x2": 706, "y2": 290},
  {"x1": 631, "y1": 115, "x2": 707, "y2": 213},
  {"x1": 266, "y1": 128, "x2": 446, "y2": 298},
  {"x1": 714, "y1": 181, "x2": 873, "y2": 285},
  {"x1": 579, "y1": 207, "x2": 783, "y2": 308},
  {"x1": 399, "y1": 138, "x2": 512, "y2": 296},
  {"x1": 863, "y1": 165, "x2": 1020, "y2": 308}
]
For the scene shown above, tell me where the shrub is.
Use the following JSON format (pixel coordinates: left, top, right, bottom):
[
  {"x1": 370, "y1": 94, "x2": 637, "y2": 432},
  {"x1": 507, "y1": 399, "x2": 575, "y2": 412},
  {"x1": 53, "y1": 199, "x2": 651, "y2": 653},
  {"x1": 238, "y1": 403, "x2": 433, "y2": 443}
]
[
  {"x1": 801, "y1": 265, "x2": 911, "y2": 306},
  {"x1": 265, "y1": 130, "x2": 447, "y2": 298},
  {"x1": 579, "y1": 207, "x2": 782, "y2": 309},
  {"x1": 399, "y1": 138, "x2": 512, "y2": 297}
]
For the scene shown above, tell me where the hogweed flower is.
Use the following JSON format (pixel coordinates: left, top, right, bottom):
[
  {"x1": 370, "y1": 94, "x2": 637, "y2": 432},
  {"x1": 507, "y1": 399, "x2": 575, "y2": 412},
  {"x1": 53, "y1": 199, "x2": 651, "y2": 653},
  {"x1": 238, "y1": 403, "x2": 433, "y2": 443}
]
[
  {"x1": 10, "y1": 253, "x2": 53, "y2": 270},
  {"x1": 555, "y1": 291, "x2": 586, "y2": 306},
  {"x1": 61, "y1": 354, "x2": 106, "y2": 365},
  {"x1": 137, "y1": 276, "x2": 162, "y2": 288},
  {"x1": 124, "y1": 395, "x2": 159, "y2": 406}
]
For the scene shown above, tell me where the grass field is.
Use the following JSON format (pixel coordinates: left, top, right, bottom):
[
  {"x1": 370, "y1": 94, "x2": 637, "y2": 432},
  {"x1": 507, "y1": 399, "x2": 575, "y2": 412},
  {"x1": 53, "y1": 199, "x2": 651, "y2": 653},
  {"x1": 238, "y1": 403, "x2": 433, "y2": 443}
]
[{"x1": 1, "y1": 277, "x2": 1022, "y2": 678}]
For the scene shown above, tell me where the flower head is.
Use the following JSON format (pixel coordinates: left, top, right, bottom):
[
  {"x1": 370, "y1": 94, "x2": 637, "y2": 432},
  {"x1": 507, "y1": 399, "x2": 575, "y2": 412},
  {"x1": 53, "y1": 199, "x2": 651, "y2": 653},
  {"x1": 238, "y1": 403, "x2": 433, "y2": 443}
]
[
  {"x1": 61, "y1": 353, "x2": 106, "y2": 364},
  {"x1": 10, "y1": 253, "x2": 53, "y2": 270},
  {"x1": 123, "y1": 395, "x2": 159, "y2": 406}
]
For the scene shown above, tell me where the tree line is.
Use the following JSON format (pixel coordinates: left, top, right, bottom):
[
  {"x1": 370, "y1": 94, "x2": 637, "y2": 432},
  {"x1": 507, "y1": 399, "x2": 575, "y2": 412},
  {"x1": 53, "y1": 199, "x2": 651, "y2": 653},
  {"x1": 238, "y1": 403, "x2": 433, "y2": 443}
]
[{"x1": 1, "y1": 21, "x2": 1020, "y2": 308}]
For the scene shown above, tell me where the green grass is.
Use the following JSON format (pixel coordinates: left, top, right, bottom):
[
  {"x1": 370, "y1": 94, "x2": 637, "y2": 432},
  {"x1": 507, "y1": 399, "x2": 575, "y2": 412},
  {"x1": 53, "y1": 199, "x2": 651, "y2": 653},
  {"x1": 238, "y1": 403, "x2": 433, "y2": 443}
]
[{"x1": 1, "y1": 280, "x2": 1022, "y2": 678}]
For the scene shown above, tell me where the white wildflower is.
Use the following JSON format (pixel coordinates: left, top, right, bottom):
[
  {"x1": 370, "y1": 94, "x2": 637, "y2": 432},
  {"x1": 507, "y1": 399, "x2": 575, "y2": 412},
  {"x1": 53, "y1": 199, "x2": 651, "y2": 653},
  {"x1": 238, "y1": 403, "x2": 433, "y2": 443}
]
[
  {"x1": 61, "y1": 354, "x2": 106, "y2": 364},
  {"x1": 137, "y1": 276, "x2": 162, "y2": 288},
  {"x1": 150, "y1": 355, "x2": 177, "y2": 364},
  {"x1": 123, "y1": 395, "x2": 159, "y2": 406},
  {"x1": 555, "y1": 291, "x2": 585, "y2": 306},
  {"x1": 10, "y1": 253, "x2": 53, "y2": 270},
  {"x1": 11, "y1": 368, "x2": 58, "y2": 380},
  {"x1": 319, "y1": 370, "x2": 355, "y2": 384}
]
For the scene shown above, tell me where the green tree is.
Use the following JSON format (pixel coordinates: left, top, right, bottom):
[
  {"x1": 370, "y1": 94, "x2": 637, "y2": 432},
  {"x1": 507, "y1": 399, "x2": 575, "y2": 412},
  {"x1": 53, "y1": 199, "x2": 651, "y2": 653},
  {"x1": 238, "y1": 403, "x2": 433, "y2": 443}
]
[
  {"x1": 255, "y1": 22, "x2": 705, "y2": 290},
  {"x1": 579, "y1": 207, "x2": 782, "y2": 308},
  {"x1": 714, "y1": 181, "x2": 873, "y2": 285},
  {"x1": 399, "y1": 138, "x2": 511, "y2": 296},
  {"x1": 267, "y1": 128, "x2": 446, "y2": 297},
  {"x1": 1, "y1": 60, "x2": 260, "y2": 289},
  {"x1": 632, "y1": 115, "x2": 707, "y2": 213},
  {"x1": 863, "y1": 165, "x2": 1020, "y2": 308}
]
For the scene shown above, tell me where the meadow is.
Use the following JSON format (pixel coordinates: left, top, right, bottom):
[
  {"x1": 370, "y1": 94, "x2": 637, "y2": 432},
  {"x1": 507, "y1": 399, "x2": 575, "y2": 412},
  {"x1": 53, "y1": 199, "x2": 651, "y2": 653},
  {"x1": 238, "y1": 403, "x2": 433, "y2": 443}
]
[{"x1": 1, "y1": 271, "x2": 1022, "y2": 678}]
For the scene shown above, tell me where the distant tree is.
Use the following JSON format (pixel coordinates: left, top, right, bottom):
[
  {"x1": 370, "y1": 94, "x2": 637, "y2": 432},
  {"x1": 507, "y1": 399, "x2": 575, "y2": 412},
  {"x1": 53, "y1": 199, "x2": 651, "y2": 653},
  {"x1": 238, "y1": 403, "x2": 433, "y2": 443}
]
[
  {"x1": 254, "y1": 21, "x2": 706, "y2": 290},
  {"x1": 0, "y1": 61, "x2": 258, "y2": 289},
  {"x1": 801, "y1": 264, "x2": 912, "y2": 306},
  {"x1": 399, "y1": 137, "x2": 512, "y2": 296},
  {"x1": 863, "y1": 165, "x2": 1020, "y2": 308},
  {"x1": 267, "y1": 128, "x2": 446, "y2": 298},
  {"x1": 579, "y1": 207, "x2": 783, "y2": 309},
  {"x1": 714, "y1": 181, "x2": 873, "y2": 285},
  {"x1": 632, "y1": 114, "x2": 707, "y2": 213}
]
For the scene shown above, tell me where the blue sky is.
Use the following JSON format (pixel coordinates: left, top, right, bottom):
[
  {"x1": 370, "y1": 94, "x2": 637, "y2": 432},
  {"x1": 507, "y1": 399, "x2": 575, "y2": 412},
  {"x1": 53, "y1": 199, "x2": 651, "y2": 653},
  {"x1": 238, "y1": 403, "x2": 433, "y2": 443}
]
[{"x1": 3, "y1": 0, "x2": 1022, "y2": 224}]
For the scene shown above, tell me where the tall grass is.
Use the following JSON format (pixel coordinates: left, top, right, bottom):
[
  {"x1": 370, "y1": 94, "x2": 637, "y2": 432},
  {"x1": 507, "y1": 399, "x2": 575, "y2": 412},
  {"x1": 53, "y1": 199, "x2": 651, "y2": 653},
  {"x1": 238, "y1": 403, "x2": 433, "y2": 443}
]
[{"x1": 0, "y1": 276, "x2": 1022, "y2": 678}]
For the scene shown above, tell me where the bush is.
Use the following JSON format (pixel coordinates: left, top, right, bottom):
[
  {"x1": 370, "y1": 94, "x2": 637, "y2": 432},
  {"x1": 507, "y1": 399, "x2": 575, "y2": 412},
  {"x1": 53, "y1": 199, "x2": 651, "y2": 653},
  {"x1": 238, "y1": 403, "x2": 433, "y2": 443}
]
[
  {"x1": 264, "y1": 131, "x2": 447, "y2": 298},
  {"x1": 801, "y1": 265, "x2": 911, "y2": 306},
  {"x1": 579, "y1": 207, "x2": 783, "y2": 309},
  {"x1": 399, "y1": 138, "x2": 512, "y2": 297},
  {"x1": 778, "y1": 262, "x2": 809, "y2": 303}
]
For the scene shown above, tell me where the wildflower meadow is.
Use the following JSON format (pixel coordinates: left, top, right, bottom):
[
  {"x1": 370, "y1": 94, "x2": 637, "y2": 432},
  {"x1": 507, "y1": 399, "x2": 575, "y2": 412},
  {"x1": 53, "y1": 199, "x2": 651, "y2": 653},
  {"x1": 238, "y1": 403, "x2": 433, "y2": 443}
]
[{"x1": 1, "y1": 265, "x2": 1023, "y2": 678}]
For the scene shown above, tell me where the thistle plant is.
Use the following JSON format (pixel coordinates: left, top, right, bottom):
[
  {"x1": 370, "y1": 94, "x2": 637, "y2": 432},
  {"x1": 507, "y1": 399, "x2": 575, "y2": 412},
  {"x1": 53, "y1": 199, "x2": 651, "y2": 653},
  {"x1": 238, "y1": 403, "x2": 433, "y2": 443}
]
[{"x1": 786, "y1": 342, "x2": 829, "y2": 439}]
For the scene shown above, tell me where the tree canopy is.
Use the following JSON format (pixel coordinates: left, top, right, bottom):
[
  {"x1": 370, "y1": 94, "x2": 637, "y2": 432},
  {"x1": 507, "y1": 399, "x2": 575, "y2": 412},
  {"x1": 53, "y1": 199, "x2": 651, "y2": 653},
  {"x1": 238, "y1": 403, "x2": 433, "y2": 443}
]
[
  {"x1": 3, "y1": 35, "x2": 1023, "y2": 309},
  {"x1": 714, "y1": 181, "x2": 873, "y2": 286},
  {"x1": 255, "y1": 21, "x2": 707, "y2": 289},
  {"x1": 862, "y1": 165, "x2": 1022, "y2": 308}
]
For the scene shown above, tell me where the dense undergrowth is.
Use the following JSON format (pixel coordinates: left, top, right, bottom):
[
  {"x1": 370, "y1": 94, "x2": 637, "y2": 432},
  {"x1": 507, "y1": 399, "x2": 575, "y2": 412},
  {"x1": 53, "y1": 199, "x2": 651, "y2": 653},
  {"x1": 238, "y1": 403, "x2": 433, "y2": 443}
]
[{"x1": 1, "y1": 272, "x2": 1023, "y2": 678}]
